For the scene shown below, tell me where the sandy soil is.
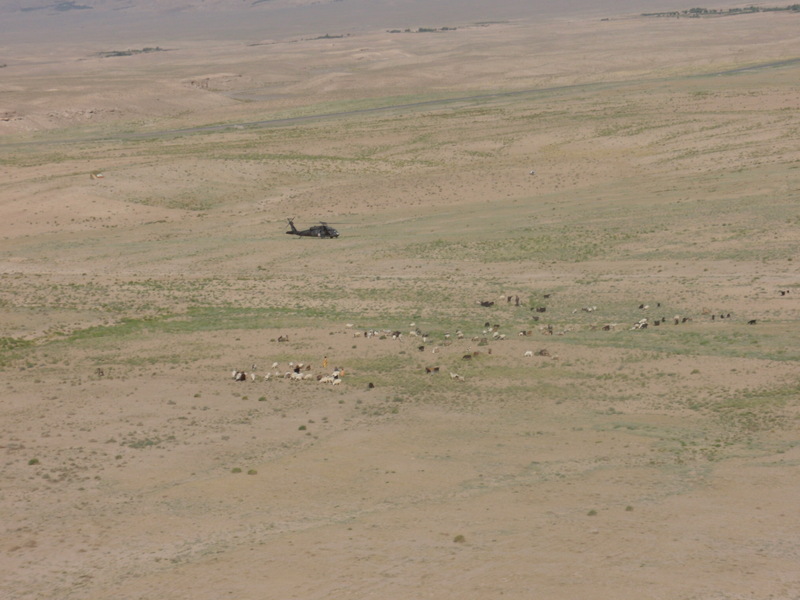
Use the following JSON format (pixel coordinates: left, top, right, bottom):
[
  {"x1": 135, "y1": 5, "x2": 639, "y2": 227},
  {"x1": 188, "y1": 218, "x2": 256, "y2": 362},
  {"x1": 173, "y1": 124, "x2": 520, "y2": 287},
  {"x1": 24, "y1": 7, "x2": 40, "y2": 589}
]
[{"x1": 1, "y1": 3, "x2": 799, "y2": 599}]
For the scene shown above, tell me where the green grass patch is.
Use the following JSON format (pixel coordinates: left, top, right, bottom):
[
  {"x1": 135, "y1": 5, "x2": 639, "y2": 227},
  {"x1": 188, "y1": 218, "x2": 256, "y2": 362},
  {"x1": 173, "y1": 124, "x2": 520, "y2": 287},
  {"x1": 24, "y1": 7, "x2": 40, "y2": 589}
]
[
  {"x1": 389, "y1": 227, "x2": 634, "y2": 263},
  {"x1": 62, "y1": 306, "x2": 358, "y2": 344}
]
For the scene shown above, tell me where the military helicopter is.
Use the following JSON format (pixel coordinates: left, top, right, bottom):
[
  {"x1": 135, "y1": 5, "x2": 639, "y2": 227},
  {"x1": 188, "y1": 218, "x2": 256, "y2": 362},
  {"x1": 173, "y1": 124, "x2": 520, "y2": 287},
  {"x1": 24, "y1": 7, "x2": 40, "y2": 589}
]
[{"x1": 286, "y1": 218, "x2": 340, "y2": 238}]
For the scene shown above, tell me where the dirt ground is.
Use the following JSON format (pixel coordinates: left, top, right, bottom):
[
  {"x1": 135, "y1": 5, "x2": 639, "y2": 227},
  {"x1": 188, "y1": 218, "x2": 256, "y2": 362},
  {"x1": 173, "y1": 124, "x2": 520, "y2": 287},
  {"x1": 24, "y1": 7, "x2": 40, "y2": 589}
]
[{"x1": 1, "y1": 3, "x2": 799, "y2": 599}]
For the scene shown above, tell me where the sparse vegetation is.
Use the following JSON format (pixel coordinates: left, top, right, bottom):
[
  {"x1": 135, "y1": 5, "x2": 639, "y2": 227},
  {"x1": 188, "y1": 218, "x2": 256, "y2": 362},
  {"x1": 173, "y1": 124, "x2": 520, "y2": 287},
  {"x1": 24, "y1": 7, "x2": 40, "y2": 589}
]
[{"x1": 643, "y1": 5, "x2": 800, "y2": 17}]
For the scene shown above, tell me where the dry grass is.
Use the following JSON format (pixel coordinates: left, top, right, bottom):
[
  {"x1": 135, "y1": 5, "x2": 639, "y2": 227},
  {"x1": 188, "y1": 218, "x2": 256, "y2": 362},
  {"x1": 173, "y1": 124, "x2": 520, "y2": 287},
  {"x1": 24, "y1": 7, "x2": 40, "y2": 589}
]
[{"x1": 1, "y1": 7, "x2": 799, "y2": 600}]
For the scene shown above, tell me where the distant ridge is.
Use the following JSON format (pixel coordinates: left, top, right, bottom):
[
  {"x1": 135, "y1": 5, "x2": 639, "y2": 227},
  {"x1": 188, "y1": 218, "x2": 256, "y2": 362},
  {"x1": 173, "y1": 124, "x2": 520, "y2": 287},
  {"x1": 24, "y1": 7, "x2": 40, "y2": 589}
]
[
  {"x1": 2, "y1": 0, "x2": 750, "y2": 19},
  {"x1": 4, "y1": 0, "x2": 338, "y2": 14},
  {"x1": 0, "y1": 0, "x2": 750, "y2": 43}
]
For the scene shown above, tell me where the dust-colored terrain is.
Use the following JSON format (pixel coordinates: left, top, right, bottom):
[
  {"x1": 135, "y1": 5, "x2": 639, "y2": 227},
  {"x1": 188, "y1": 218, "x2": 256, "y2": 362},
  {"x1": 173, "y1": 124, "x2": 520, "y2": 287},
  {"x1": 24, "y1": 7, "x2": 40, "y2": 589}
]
[{"x1": 1, "y1": 2, "x2": 800, "y2": 599}]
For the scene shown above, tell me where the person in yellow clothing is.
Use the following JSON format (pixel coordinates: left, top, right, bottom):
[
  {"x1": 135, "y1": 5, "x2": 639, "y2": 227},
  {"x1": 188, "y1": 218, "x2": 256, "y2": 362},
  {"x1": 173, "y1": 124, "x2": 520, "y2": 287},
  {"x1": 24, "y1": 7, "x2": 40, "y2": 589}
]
[{"x1": 322, "y1": 356, "x2": 328, "y2": 369}]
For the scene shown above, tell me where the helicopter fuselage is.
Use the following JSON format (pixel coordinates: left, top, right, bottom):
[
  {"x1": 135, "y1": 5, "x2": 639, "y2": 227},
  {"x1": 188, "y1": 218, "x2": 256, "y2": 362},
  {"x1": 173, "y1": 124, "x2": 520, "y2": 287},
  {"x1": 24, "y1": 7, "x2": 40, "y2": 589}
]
[{"x1": 286, "y1": 219, "x2": 339, "y2": 238}]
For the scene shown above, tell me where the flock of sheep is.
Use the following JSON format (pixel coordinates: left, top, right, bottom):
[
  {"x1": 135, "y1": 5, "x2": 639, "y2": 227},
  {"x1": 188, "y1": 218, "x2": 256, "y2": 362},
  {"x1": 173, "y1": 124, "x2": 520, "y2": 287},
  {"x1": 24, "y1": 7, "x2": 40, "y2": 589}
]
[
  {"x1": 231, "y1": 362, "x2": 344, "y2": 385},
  {"x1": 227, "y1": 288, "x2": 783, "y2": 387}
]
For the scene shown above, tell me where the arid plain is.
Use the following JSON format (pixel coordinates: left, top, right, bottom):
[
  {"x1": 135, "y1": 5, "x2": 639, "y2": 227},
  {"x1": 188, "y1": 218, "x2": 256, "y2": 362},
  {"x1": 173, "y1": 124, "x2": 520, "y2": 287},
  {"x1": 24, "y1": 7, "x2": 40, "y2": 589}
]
[{"x1": 2, "y1": 2, "x2": 800, "y2": 599}]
